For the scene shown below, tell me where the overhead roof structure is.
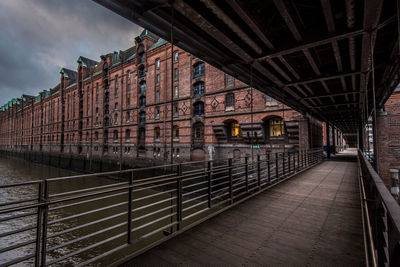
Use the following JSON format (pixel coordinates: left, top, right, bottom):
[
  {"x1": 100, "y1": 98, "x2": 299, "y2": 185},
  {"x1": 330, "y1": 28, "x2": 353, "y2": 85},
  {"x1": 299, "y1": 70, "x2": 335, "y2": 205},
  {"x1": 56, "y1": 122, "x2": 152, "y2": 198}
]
[{"x1": 93, "y1": 0, "x2": 400, "y2": 144}]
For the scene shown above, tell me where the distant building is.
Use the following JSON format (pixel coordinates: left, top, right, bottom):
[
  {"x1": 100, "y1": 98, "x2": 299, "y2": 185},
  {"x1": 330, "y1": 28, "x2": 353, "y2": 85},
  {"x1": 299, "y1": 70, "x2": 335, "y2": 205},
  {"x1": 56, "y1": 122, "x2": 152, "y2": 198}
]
[{"x1": 0, "y1": 30, "x2": 322, "y2": 164}]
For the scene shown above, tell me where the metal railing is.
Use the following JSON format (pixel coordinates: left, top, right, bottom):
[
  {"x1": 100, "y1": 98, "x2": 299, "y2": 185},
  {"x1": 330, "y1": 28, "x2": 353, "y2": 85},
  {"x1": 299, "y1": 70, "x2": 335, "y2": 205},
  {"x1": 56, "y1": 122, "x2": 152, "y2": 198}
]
[
  {"x1": 358, "y1": 150, "x2": 400, "y2": 267},
  {"x1": 0, "y1": 148, "x2": 323, "y2": 266}
]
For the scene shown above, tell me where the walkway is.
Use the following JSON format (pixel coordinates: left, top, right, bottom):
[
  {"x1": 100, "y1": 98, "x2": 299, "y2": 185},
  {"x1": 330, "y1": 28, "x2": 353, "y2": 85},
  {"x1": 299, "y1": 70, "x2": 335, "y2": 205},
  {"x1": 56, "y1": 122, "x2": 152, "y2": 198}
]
[{"x1": 123, "y1": 150, "x2": 365, "y2": 266}]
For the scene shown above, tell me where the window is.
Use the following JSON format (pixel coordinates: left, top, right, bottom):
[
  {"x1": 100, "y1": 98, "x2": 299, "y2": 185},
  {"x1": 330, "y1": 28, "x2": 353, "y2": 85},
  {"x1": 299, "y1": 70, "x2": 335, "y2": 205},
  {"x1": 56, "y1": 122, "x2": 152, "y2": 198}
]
[
  {"x1": 140, "y1": 81, "x2": 146, "y2": 94},
  {"x1": 269, "y1": 117, "x2": 285, "y2": 137},
  {"x1": 156, "y1": 90, "x2": 160, "y2": 103},
  {"x1": 155, "y1": 107, "x2": 160, "y2": 120},
  {"x1": 156, "y1": 58, "x2": 160, "y2": 69},
  {"x1": 230, "y1": 121, "x2": 242, "y2": 138},
  {"x1": 115, "y1": 88, "x2": 118, "y2": 98},
  {"x1": 156, "y1": 74, "x2": 160, "y2": 84},
  {"x1": 174, "y1": 86, "x2": 179, "y2": 98},
  {"x1": 154, "y1": 127, "x2": 160, "y2": 141},
  {"x1": 174, "y1": 68, "x2": 179, "y2": 80},
  {"x1": 96, "y1": 83, "x2": 99, "y2": 102},
  {"x1": 139, "y1": 66, "x2": 146, "y2": 77},
  {"x1": 227, "y1": 74, "x2": 234, "y2": 86},
  {"x1": 225, "y1": 93, "x2": 234, "y2": 110},
  {"x1": 127, "y1": 70, "x2": 131, "y2": 79},
  {"x1": 174, "y1": 51, "x2": 179, "y2": 62},
  {"x1": 265, "y1": 95, "x2": 278, "y2": 107},
  {"x1": 193, "y1": 82, "x2": 204, "y2": 97},
  {"x1": 96, "y1": 107, "x2": 99, "y2": 114},
  {"x1": 173, "y1": 126, "x2": 179, "y2": 139},
  {"x1": 115, "y1": 102, "x2": 119, "y2": 110},
  {"x1": 174, "y1": 104, "x2": 179, "y2": 117},
  {"x1": 127, "y1": 84, "x2": 131, "y2": 93},
  {"x1": 139, "y1": 96, "x2": 146, "y2": 108},
  {"x1": 115, "y1": 75, "x2": 118, "y2": 89},
  {"x1": 193, "y1": 122, "x2": 204, "y2": 139},
  {"x1": 86, "y1": 132, "x2": 89, "y2": 142},
  {"x1": 139, "y1": 112, "x2": 146, "y2": 123},
  {"x1": 125, "y1": 129, "x2": 131, "y2": 142},
  {"x1": 114, "y1": 113, "x2": 118, "y2": 124},
  {"x1": 113, "y1": 130, "x2": 118, "y2": 141},
  {"x1": 126, "y1": 111, "x2": 130, "y2": 122},
  {"x1": 193, "y1": 102, "x2": 204, "y2": 116},
  {"x1": 193, "y1": 62, "x2": 205, "y2": 78},
  {"x1": 126, "y1": 95, "x2": 130, "y2": 107}
]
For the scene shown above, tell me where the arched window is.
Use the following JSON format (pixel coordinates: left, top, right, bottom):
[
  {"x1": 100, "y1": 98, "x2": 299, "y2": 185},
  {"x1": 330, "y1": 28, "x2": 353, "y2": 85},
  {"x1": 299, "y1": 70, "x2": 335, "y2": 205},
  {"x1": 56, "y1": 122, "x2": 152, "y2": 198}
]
[
  {"x1": 174, "y1": 51, "x2": 179, "y2": 62},
  {"x1": 173, "y1": 126, "x2": 179, "y2": 140},
  {"x1": 154, "y1": 127, "x2": 160, "y2": 141},
  {"x1": 95, "y1": 131, "x2": 99, "y2": 141},
  {"x1": 193, "y1": 122, "x2": 204, "y2": 140},
  {"x1": 125, "y1": 129, "x2": 131, "y2": 142},
  {"x1": 269, "y1": 117, "x2": 285, "y2": 137},
  {"x1": 193, "y1": 101, "x2": 204, "y2": 116},
  {"x1": 225, "y1": 93, "x2": 234, "y2": 110},
  {"x1": 139, "y1": 96, "x2": 146, "y2": 108},
  {"x1": 113, "y1": 130, "x2": 118, "y2": 141},
  {"x1": 228, "y1": 120, "x2": 242, "y2": 138},
  {"x1": 115, "y1": 102, "x2": 119, "y2": 110},
  {"x1": 140, "y1": 81, "x2": 146, "y2": 94},
  {"x1": 193, "y1": 62, "x2": 205, "y2": 78},
  {"x1": 193, "y1": 82, "x2": 204, "y2": 97}
]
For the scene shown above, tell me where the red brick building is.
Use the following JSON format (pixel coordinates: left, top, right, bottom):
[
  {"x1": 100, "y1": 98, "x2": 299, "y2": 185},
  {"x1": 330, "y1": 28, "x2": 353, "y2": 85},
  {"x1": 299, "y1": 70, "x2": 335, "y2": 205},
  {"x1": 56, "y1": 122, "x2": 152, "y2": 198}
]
[
  {"x1": 377, "y1": 88, "x2": 400, "y2": 185},
  {"x1": 0, "y1": 30, "x2": 322, "y2": 164}
]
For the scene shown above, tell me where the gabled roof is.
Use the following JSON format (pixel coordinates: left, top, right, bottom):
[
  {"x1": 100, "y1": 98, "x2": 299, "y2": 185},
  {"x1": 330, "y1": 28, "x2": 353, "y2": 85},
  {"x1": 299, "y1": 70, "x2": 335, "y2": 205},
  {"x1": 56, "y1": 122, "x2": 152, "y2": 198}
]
[
  {"x1": 60, "y1": 68, "x2": 77, "y2": 85},
  {"x1": 148, "y1": 38, "x2": 168, "y2": 52},
  {"x1": 77, "y1": 56, "x2": 98, "y2": 68},
  {"x1": 139, "y1": 29, "x2": 160, "y2": 41}
]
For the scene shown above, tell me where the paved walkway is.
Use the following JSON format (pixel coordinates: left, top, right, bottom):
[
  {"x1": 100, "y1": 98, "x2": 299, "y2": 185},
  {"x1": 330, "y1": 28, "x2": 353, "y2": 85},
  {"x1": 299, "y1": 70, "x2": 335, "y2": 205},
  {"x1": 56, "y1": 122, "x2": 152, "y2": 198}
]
[{"x1": 123, "y1": 150, "x2": 365, "y2": 266}]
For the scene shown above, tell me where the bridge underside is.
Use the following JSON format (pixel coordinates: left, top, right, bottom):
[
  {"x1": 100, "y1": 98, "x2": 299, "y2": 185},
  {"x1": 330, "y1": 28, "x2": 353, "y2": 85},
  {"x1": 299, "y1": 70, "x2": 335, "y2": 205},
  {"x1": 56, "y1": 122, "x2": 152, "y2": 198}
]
[
  {"x1": 94, "y1": 0, "x2": 400, "y2": 145},
  {"x1": 122, "y1": 150, "x2": 364, "y2": 266}
]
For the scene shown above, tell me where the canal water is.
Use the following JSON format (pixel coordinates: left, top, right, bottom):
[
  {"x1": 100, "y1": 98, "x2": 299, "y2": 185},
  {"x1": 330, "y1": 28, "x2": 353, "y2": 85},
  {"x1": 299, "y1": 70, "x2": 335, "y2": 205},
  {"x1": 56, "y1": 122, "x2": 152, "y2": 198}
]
[{"x1": 0, "y1": 155, "x2": 214, "y2": 266}]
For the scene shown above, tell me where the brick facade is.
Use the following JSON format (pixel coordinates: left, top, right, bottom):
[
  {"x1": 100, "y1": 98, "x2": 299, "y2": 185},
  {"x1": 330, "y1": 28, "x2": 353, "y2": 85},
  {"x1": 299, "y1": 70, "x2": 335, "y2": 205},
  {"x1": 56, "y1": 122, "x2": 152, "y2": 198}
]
[
  {"x1": 0, "y1": 30, "x2": 323, "y2": 165},
  {"x1": 377, "y1": 88, "x2": 400, "y2": 186}
]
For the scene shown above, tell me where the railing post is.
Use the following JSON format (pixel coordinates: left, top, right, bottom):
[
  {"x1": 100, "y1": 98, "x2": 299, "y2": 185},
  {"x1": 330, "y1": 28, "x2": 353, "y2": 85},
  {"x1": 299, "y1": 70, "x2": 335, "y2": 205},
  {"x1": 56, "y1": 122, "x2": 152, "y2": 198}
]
[
  {"x1": 35, "y1": 181, "x2": 44, "y2": 267},
  {"x1": 245, "y1": 157, "x2": 249, "y2": 192},
  {"x1": 41, "y1": 180, "x2": 49, "y2": 267},
  {"x1": 288, "y1": 152, "x2": 291, "y2": 174},
  {"x1": 275, "y1": 152, "x2": 279, "y2": 180},
  {"x1": 176, "y1": 164, "x2": 182, "y2": 231},
  {"x1": 282, "y1": 152, "x2": 286, "y2": 176},
  {"x1": 267, "y1": 153, "x2": 271, "y2": 183},
  {"x1": 207, "y1": 161, "x2": 212, "y2": 208},
  {"x1": 228, "y1": 158, "x2": 233, "y2": 204},
  {"x1": 127, "y1": 172, "x2": 133, "y2": 244},
  {"x1": 297, "y1": 151, "x2": 300, "y2": 171},
  {"x1": 257, "y1": 155, "x2": 261, "y2": 189}
]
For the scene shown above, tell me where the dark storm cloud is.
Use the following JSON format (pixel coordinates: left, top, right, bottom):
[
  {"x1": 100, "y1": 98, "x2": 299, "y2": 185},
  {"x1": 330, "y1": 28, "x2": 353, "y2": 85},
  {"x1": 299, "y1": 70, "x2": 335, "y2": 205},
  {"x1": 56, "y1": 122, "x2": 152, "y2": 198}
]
[{"x1": 0, "y1": 0, "x2": 142, "y2": 105}]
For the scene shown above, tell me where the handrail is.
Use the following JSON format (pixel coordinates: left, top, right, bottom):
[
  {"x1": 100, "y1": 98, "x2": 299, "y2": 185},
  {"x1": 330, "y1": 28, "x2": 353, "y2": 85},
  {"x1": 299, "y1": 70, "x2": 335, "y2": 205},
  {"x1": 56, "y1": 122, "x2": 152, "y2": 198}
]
[
  {"x1": 358, "y1": 149, "x2": 400, "y2": 267},
  {"x1": 0, "y1": 148, "x2": 324, "y2": 266}
]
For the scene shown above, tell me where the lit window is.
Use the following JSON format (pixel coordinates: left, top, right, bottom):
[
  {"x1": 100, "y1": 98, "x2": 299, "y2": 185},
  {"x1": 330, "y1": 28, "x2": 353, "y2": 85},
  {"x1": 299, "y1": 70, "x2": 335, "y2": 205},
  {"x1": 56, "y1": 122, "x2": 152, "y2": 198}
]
[
  {"x1": 173, "y1": 126, "x2": 179, "y2": 139},
  {"x1": 154, "y1": 127, "x2": 160, "y2": 140},
  {"x1": 269, "y1": 118, "x2": 285, "y2": 137},
  {"x1": 230, "y1": 122, "x2": 242, "y2": 138}
]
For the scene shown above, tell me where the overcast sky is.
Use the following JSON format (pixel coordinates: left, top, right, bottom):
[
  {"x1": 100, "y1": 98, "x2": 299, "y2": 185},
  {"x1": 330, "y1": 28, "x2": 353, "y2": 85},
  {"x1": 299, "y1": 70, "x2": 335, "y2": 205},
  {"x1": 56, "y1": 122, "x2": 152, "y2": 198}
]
[{"x1": 0, "y1": 0, "x2": 142, "y2": 106}]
